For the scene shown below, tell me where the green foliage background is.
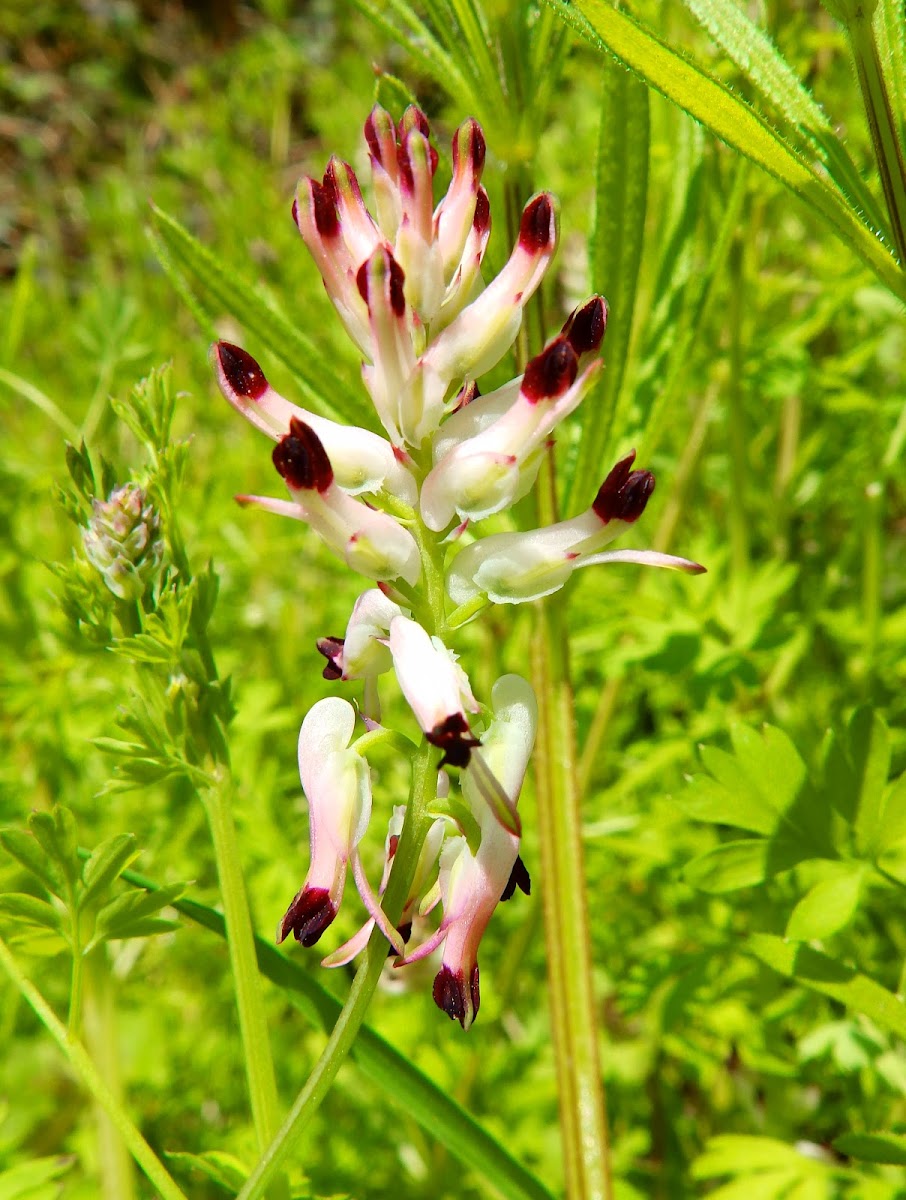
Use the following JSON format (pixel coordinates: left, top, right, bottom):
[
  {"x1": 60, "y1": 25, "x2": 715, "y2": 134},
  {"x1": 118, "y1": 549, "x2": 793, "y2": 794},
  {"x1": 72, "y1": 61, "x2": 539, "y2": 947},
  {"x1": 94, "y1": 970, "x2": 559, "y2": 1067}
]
[{"x1": 1, "y1": 1, "x2": 905, "y2": 1197}]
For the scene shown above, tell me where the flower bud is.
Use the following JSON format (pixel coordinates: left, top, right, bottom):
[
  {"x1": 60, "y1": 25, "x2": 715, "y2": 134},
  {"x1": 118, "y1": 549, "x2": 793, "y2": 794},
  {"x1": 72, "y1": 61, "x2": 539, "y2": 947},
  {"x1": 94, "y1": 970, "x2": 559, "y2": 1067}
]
[{"x1": 82, "y1": 484, "x2": 162, "y2": 601}]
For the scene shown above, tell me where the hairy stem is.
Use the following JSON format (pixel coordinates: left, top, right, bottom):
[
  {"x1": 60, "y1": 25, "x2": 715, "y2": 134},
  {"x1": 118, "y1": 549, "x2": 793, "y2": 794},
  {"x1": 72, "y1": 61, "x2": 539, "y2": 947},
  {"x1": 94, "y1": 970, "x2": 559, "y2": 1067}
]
[{"x1": 847, "y1": 9, "x2": 906, "y2": 263}]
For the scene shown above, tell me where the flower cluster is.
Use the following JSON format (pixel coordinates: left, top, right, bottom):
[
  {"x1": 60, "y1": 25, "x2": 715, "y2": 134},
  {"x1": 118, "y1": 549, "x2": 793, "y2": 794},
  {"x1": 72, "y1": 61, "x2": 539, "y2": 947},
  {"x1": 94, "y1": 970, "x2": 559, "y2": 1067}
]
[
  {"x1": 213, "y1": 107, "x2": 703, "y2": 1028},
  {"x1": 82, "y1": 483, "x2": 163, "y2": 602}
]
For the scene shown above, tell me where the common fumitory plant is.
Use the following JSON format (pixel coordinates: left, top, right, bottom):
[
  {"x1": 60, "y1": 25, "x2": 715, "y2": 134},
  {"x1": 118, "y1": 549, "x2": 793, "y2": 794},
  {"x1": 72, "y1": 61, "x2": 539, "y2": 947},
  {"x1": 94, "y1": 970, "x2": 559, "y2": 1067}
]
[{"x1": 212, "y1": 105, "x2": 703, "y2": 1028}]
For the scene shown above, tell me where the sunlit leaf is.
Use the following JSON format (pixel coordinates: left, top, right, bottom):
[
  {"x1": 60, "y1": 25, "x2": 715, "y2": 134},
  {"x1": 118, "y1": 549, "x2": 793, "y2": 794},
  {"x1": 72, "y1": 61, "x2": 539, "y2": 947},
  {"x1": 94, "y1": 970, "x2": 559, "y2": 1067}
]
[
  {"x1": 833, "y1": 1130, "x2": 906, "y2": 1165},
  {"x1": 748, "y1": 934, "x2": 906, "y2": 1039},
  {"x1": 80, "y1": 833, "x2": 140, "y2": 908},
  {"x1": 0, "y1": 894, "x2": 64, "y2": 935},
  {"x1": 785, "y1": 866, "x2": 865, "y2": 940},
  {"x1": 564, "y1": 59, "x2": 649, "y2": 513}
]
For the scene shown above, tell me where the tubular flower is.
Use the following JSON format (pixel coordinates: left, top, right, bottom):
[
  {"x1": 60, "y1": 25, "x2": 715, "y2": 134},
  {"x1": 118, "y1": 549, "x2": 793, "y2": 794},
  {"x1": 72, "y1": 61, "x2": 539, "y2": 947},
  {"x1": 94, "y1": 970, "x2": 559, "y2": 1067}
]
[
  {"x1": 447, "y1": 451, "x2": 706, "y2": 605},
  {"x1": 212, "y1": 107, "x2": 704, "y2": 1029},
  {"x1": 277, "y1": 697, "x2": 403, "y2": 955},
  {"x1": 238, "y1": 418, "x2": 421, "y2": 587},
  {"x1": 397, "y1": 675, "x2": 538, "y2": 1029},
  {"x1": 212, "y1": 341, "x2": 417, "y2": 504},
  {"x1": 388, "y1": 615, "x2": 481, "y2": 769}
]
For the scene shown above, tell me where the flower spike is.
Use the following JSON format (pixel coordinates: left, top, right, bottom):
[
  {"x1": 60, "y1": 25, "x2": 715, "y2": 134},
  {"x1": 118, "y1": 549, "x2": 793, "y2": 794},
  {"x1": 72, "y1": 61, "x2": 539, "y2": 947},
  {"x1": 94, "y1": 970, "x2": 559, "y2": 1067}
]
[{"x1": 214, "y1": 108, "x2": 705, "y2": 1030}]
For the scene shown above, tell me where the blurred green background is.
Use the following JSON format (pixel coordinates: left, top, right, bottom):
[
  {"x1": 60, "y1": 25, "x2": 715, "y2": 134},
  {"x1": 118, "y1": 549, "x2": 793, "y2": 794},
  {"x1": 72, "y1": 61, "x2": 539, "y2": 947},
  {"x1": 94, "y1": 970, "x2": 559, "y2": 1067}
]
[{"x1": 2, "y1": 1, "x2": 905, "y2": 1197}]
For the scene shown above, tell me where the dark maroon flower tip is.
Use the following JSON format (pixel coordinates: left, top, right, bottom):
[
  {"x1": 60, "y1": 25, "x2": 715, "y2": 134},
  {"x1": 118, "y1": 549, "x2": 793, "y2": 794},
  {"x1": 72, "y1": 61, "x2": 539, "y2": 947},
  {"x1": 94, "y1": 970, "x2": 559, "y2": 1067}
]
[
  {"x1": 473, "y1": 188, "x2": 491, "y2": 234},
  {"x1": 216, "y1": 342, "x2": 269, "y2": 400},
  {"x1": 316, "y1": 635, "x2": 345, "y2": 680},
  {"x1": 563, "y1": 296, "x2": 608, "y2": 356},
  {"x1": 592, "y1": 451, "x2": 656, "y2": 524},
  {"x1": 433, "y1": 964, "x2": 479, "y2": 1028},
  {"x1": 519, "y1": 194, "x2": 555, "y2": 253},
  {"x1": 453, "y1": 118, "x2": 486, "y2": 175},
  {"x1": 272, "y1": 418, "x2": 334, "y2": 493},
  {"x1": 426, "y1": 713, "x2": 482, "y2": 769},
  {"x1": 355, "y1": 250, "x2": 407, "y2": 316},
  {"x1": 500, "y1": 854, "x2": 531, "y2": 902},
  {"x1": 277, "y1": 886, "x2": 337, "y2": 947},
  {"x1": 521, "y1": 339, "x2": 578, "y2": 403},
  {"x1": 304, "y1": 176, "x2": 340, "y2": 238}
]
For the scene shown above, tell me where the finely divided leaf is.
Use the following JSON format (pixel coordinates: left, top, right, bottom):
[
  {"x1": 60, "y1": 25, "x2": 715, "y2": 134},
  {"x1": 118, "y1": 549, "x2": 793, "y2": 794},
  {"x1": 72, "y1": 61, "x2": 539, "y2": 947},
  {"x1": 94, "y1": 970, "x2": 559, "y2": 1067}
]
[{"x1": 80, "y1": 834, "x2": 140, "y2": 908}]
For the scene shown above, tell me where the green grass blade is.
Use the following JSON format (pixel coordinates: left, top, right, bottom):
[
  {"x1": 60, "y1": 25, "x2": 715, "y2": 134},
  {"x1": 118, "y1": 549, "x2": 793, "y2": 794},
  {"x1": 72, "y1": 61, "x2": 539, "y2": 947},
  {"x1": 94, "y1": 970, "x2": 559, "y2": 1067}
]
[
  {"x1": 682, "y1": 0, "x2": 888, "y2": 234},
  {"x1": 877, "y1": 0, "x2": 906, "y2": 144},
  {"x1": 351, "y1": 0, "x2": 478, "y2": 108},
  {"x1": 748, "y1": 933, "x2": 906, "y2": 1040},
  {"x1": 114, "y1": 861, "x2": 555, "y2": 1200},
  {"x1": 549, "y1": 0, "x2": 906, "y2": 301},
  {"x1": 148, "y1": 204, "x2": 370, "y2": 427},
  {"x1": 684, "y1": 0, "x2": 828, "y2": 130},
  {"x1": 563, "y1": 61, "x2": 649, "y2": 514},
  {"x1": 641, "y1": 158, "x2": 749, "y2": 455}
]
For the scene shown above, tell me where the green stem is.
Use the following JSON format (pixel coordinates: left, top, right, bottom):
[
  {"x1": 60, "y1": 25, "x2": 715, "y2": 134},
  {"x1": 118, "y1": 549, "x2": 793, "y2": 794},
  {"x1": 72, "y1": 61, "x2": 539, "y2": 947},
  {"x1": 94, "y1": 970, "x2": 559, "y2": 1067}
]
[
  {"x1": 862, "y1": 479, "x2": 884, "y2": 685},
  {"x1": 532, "y1": 593, "x2": 612, "y2": 1200},
  {"x1": 67, "y1": 891, "x2": 83, "y2": 1036},
  {"x1": 83, "y1": 949, "x2": 137, "y2": 1200},
  {"x1": 727, "y1": 233, "x2": 750, "y2": 581},
  {"x1": 847, "y1": 10, "x2": 906, "y2": 264},
  {"x1": 202, "y1": 776, "x2": 288, "y2": 1200},
  {"x1": 235, "y1": 741, "x2": 438, "y2": 1200},
  {"x1": 0, "y1": 936, "x2": 188, "y2": 1200}
]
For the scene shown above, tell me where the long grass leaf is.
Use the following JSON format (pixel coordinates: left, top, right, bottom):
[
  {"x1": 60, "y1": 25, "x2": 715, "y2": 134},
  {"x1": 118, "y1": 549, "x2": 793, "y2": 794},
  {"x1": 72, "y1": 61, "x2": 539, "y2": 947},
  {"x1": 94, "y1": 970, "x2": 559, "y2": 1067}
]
[
  {"x1": 351, "y1": 0, "x2": 478, "y2": 108},
  {"x1": 114, "y1": 862, "x2": 555, "y2": 1200},
  {"x1": 682, "y1": 0, "x2": 887, "y2": 233},
  {"x1": 548, "y1": 0, "x2": 906, "y2": 300},
  {"x1": 563, "y1": 62, "x2": 649, "y2": 514},
  {"x1": 148, "y1": 204, "x2": 370, "y2": 427}
]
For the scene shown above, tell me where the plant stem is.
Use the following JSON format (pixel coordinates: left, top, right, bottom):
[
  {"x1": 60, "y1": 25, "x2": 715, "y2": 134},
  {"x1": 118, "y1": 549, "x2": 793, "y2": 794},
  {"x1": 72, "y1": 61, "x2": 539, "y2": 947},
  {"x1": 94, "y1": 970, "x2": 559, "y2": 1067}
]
[
  {"x1": 0, "y1": 936, "x2": 188, "y2": 1200},
  {"x1": 862, "y1": 479, "x2": 884, "y2": 686},
  {"x1": 531, "y1": 590, "x2": 613, "y2": 1200},
  {"x1": 846, "y1": 9, "x2": 906, "y2": 263},
  {"x1": 235, "y1": 741, "x2": 438, "y2": 1200},
  {"x1": 202, "y1": 776, "x2": 288, "y2": 1200},
  {"x1": 83, "y1": 949, "x2": 137, "y2": 1200},
  {"x1": 727, "y1": 233, "x2": 750, "y2": 582},
  {"x1": 67, "y1": 888, "x2": 84, "y2": 1036}
]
